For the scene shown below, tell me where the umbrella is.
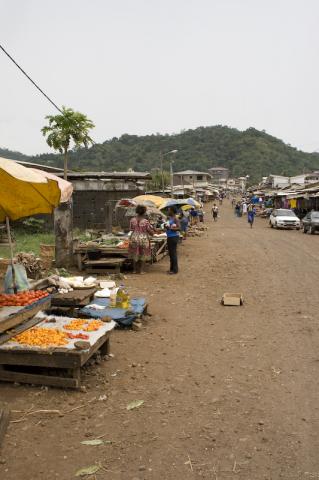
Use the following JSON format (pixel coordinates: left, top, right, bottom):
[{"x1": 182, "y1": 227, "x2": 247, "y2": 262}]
[
  {"x1": 185, "y1": 197, "x2": 201, "y2": 208},
  {"x1": 0, "y1": 157, "x2": 65, "y2": 291},
  {"x1": 133, "y1": 195, "x2": 164, "y2": 209},
  {"x1": 159, "y1": 198, "x2": 193, "y2": 211}
]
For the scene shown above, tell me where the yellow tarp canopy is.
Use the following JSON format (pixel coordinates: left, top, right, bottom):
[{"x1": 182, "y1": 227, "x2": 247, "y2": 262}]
[{"x1": 0, "y1": 157, "x2": 61, "y2": 222}]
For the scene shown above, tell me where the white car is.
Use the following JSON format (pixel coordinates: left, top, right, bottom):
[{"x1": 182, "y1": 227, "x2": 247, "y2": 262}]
[{"x1": 269, "y1": 209, "x2": 301, "y2": 230}]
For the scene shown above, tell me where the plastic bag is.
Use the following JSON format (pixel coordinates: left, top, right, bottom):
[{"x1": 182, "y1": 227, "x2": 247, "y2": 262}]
[{"x1": 4, "y1": 263, "x2": 30, "y2": 293}]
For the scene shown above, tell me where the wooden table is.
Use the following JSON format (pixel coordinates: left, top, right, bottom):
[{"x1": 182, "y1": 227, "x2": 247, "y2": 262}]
[
  {"x1": 74, "y1": 237, "x2": 167, "y2": 271},
  {"x1": 0, "y1": 329, "x2": 112, "y2": 389}
]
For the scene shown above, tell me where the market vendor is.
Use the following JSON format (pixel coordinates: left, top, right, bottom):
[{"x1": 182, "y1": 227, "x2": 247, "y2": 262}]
[
  {"x1": 128, "y1": 205, "x2": 154, "y2": 274},
  {"x1": 165, "y1": 207, "x2": 180, "y2": 275},
  {"x1": 179, "y1": 212, "x2": 189, "y2": 241},
  {"x1": 190, "y1": 207, "x2": 199, "y2": 225}
]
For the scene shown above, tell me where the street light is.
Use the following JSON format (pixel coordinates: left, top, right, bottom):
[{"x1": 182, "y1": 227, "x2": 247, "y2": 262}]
[{"x1": 159, "y1": 150, "x2": 178, "y2": 194}]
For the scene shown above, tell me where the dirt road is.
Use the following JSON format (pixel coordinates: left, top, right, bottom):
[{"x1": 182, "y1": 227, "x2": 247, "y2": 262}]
[{"x1": 1, "y1": 201, "x2": 319, "y2": 480}]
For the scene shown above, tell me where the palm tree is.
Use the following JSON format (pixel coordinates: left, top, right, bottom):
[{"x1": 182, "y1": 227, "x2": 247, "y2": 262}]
[{"x1": 42, "y1": 107, "x2": 95, "y2": 180}]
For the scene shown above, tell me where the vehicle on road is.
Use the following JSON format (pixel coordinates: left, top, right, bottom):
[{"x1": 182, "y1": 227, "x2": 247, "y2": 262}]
[
  {"x1": 269, "y1": 209, "x2": 301, "y2": 230},
  {"x1": 302, "y1": 211, "x2": 319, "y2": 234}
]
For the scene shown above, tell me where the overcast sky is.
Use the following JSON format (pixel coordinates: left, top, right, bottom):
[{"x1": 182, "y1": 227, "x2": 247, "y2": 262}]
[{"x1": 1, "y1": 0, "x2": 319, "y2": 155}]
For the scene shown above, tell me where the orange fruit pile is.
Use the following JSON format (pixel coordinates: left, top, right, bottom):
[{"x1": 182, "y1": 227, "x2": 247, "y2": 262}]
[
  {"x1": 83, "y1": 320, "x2": 104, "y2": 332},
  {"x1": 64, "y1": 318, "x2": 104, "y2": 332},
  {"x1": 63, "y1": 319, "x2": 87, "y2": 330},
  {"x1": 12, "y1": 328, "x2": 68, "y2": 347}
]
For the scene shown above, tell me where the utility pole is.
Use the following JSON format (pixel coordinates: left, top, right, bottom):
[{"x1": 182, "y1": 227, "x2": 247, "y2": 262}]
[
  {"x1": 159, "y1": 151, "x2": 165, "y2": 194},
  {"x1": 170, "y1": 160, "x2": 174, "y2": 196},
  {"x1": 159, "y1": 149, "x2": 178, "y2": 195}
]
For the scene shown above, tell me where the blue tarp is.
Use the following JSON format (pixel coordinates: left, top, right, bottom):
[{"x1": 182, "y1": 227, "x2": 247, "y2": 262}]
[{"x1": 79, "y1": 297, "x2": 146, "y2": 327}]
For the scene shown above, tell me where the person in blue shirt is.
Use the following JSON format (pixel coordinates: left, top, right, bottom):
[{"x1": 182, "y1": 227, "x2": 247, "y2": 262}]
[
  {"x1": 247, "y1": 204, "x2": 256, "y2": 228},
  {"x1": 165, "y1": 207, "x2": 180, "y2": 274},
  {"x1": 189, "y1": 207, "x2": 198, "y2": 225}
]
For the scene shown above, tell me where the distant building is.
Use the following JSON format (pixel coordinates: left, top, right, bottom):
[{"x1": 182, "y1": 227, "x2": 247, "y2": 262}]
[
  {"x1": 208, "y1": 167, "x2": 229, "y2": 183},
  {"x1": 262, "y1": 175, "x2": 290, "y2": 189},
  {"x1": 173, "y1": 170, "x2": 211, "y2": 188},
  {"x1": 261, "y1": 172, "x2": 319, "y2": 190}
]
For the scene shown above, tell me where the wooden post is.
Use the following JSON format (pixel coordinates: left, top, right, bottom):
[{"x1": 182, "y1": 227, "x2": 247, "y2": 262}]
[
  {"x1": 105, "y1": 201, "x2": 114, "y2": 233},
  {"x1": 54, "y1": 200, "x2": 73, "y2": 267}
]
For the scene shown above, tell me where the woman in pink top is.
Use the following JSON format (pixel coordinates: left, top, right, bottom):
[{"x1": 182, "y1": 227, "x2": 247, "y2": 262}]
[{"x1": 128, "y1": 205, "x2": 154, "y2": 274}]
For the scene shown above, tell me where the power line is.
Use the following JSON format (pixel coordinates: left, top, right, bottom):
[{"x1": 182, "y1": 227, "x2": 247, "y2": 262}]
[{"x1": 0, "y1": 43, "x2": 63, "y2": 114}]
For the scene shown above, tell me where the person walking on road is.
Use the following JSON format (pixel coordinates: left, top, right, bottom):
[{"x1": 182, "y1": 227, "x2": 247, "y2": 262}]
[
  {"x1": 247, "y1": 204, "x2": 256, "y2": 228},
  {"x1": 211, "y1": 204, "x2": 219, "y2": 222},
  {"x1": 235, "y1": 202, "x2": 241, "y2": 217},
  {"x1": 165, "y1": 207, "x2": 180, "y2": 275},
  {"x1": 242, "y1": 202, "x2": 247, "y2": 215}
]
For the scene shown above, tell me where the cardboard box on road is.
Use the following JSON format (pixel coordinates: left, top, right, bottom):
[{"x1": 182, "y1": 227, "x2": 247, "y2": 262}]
[{"x1": 222, "y1": 293, "x2": 244, "y2": 306}]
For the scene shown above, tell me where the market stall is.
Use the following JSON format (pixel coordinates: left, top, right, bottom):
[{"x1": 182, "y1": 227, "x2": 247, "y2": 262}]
[
  {"x1": 0, "y1": 313, "x2": 115, "y2": 388},
  {"x1": 74, "y1": 233, "x2": 167, "y2": 273},
  {"x1": 0, "y1": 275, "x2": 148, "y2": 388}
]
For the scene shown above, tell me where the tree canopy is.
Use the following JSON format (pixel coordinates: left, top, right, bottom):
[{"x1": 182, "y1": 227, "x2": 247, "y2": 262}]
[
  {"x1": 2, "y1": 125, "x2": 319, "y2": 183},
  {"x1": 41, "y1": 106, "x2": 94, "y2": 179}
]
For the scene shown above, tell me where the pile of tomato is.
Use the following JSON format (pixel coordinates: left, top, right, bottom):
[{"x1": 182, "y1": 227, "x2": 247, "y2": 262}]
[{"x1": 0, "y1": 290, "x2": 49, "y2": 307}]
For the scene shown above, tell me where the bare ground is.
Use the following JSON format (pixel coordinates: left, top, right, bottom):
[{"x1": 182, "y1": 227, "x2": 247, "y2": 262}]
[{"x1": 1, "y1": 201, "x2": 319, "y2": 480}]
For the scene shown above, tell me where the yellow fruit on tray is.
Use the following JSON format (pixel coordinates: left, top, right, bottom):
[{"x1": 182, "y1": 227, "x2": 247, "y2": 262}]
[
  {"x1": 63, "y1": 319, "x2": 87, "y2": 330},
  {"x1": 83, "y1": 320, "x2": 104, "y2": 332},
  {"x1": 64, "y1": 319, "x2": 104, "y2": 332},
  {"x1": 12, "y1": 328, "x2": 68, "y2": 347}
]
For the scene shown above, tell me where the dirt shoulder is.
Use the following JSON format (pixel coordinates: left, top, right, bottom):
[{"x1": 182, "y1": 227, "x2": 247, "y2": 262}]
[{"x1": 1, "y1": 202, "x2": 319, "y2": 479}]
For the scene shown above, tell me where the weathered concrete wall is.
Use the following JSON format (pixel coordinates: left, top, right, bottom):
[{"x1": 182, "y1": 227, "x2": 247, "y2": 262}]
[{"x1": 72, "y1": 189, "x2": 140, "y2": 230}]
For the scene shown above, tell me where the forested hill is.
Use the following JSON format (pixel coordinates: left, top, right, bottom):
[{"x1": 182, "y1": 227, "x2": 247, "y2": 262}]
[{"x1": 2, "y1": 126, "x2": 319, "y2": 183}]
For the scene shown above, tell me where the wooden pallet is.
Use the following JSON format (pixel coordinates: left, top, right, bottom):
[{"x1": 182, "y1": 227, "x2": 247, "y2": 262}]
[{"x1": 0, "y1": 330, "x2": 111, "y2": 389}]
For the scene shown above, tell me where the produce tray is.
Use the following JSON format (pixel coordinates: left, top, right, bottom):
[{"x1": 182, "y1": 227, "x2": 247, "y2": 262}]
[
  {"x1": 51, "y1": 288, "x2": 97, "y2": 307},
  {"x1": 0, "y1": 297, "x2": 51, "y2": 334}
]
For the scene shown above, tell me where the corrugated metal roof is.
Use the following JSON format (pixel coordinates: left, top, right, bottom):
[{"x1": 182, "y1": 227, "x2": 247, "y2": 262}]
[
  {"x1": 56, "y1": 171, "x2": 151, "y2": 180},
  {"x1": 175, "y1": 170, "x2": 211, "y2": 176}
]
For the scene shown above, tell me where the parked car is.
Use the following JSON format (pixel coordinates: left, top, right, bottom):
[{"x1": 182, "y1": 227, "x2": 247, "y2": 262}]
[
  {"x1": 269, "y1": 209, "x2": 301, "y2": 230},
  {"x1": 301, "y1": 211, "x2": 319, "y2": 234}
]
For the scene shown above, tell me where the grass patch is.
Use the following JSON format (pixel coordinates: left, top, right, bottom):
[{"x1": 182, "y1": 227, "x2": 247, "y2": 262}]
[{"x1": 0, "y1": 232, "x2": 55, "y2": 258}]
